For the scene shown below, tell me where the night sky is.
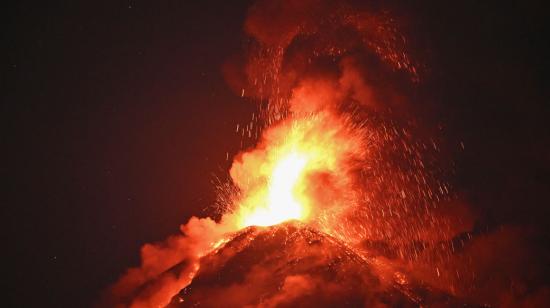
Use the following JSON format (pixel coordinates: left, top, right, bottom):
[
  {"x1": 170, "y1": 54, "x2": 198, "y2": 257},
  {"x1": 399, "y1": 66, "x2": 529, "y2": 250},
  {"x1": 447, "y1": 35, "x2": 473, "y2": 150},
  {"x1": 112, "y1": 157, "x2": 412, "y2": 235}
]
[{"x1": 5, "y1": 1, "x2": 549, "y2": 307}]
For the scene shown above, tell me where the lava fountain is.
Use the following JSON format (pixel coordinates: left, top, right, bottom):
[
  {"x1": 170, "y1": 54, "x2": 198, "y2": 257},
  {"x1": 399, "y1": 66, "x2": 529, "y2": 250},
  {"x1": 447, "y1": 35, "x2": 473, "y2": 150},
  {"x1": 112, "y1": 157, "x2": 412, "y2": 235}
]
[
  {"x1": 231, "y1": 112, "x2": 367, "y2": 230},
  {"x1": 239, "y1": 151, "x2": 309, "y2": 227}
]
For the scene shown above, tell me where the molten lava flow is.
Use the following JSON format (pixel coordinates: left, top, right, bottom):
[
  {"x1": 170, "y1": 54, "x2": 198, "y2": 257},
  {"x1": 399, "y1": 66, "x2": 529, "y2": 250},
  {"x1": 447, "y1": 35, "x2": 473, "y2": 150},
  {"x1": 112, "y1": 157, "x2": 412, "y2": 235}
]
[{"x1": 241, "y1": 151, "x2": 309, "y2": 227}]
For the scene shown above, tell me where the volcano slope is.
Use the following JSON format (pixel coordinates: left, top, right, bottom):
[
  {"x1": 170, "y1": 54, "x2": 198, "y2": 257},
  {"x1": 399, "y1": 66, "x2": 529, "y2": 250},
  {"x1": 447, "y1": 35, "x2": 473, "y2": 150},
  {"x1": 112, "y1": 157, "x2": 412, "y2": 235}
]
[{"x1": 167, "y1": 221, "x2": 477, "y2": 307}]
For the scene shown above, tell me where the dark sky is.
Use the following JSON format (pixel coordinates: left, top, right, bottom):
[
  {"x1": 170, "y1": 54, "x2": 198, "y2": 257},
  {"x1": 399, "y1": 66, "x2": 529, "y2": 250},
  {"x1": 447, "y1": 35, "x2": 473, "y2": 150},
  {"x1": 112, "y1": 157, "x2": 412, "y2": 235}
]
[{"x1": 5, "y1": 1, "x2": 549, "y2": 307}]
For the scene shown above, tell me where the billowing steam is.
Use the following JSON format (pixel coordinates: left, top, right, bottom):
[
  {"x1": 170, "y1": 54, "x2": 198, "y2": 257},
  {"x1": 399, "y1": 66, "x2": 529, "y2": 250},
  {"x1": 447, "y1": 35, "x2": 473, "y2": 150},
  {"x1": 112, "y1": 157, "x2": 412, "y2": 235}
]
[{"x1": 100, "y1": 1, "x2": 549, "y2": 307}]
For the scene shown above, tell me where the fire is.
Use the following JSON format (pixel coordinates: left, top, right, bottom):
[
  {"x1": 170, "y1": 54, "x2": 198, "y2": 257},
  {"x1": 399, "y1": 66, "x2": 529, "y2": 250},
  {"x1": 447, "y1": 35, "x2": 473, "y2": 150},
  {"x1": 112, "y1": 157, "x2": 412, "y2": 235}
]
[
  {"x1": 241, "y1": 151, "x2": 309, "y2": 227},
  {"x1": 231, "y1": 112, "x2": 366, "y2": 229}
]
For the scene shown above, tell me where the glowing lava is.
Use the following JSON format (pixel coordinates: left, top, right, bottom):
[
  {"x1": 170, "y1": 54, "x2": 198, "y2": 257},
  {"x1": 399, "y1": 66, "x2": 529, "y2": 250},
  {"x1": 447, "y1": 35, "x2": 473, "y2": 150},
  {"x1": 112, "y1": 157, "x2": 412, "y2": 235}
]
[
  {"x1": 231, "y1": 113, "x2": 366, "y2": 229},
  {"x1": 241, "y1": 151, "x2": 309, "y2": 227}
]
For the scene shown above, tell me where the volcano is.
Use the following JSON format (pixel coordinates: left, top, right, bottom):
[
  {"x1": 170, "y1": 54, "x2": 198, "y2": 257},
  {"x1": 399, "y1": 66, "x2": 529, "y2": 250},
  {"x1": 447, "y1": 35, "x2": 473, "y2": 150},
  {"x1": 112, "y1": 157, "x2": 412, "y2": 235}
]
[{"x1": 167, "y1": 222, "x2": 477, "y2": 307}]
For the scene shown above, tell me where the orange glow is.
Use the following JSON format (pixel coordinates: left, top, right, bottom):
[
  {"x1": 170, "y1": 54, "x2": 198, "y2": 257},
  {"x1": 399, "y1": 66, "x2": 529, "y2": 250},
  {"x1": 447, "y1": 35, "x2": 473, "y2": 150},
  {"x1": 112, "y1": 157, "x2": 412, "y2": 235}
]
[
  {"x1": 240, "y1": 151, "x2": 309, "y2": 227},
  {"x1": 231, "y1": 112, "x2": 366, "y2": 229}
]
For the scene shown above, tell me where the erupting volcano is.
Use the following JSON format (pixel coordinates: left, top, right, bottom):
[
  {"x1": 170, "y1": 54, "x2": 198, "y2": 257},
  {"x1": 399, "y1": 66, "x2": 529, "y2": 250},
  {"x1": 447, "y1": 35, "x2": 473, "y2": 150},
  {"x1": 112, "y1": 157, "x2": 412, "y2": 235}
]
[
  {"x1": 100, "y1": 1, "x2": 545, "y2": 307},
  {"x1": 167, "y1": 222, "x2": 476, "y2": 307}
]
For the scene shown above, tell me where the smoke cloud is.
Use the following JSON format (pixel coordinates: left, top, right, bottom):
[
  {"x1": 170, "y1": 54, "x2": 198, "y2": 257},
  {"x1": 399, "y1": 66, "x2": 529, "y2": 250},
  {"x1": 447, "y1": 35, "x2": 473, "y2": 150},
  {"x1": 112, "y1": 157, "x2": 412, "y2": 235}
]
[{"x1": 98, "y1": 217, "x2": 239, "y2": 307}]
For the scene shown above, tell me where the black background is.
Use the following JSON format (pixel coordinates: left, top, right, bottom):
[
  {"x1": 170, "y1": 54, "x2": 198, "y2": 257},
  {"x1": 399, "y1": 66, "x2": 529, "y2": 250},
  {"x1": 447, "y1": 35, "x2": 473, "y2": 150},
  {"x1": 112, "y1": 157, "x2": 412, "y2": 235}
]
[{"x1": 5, "y1": 1, "x2": 549, "y2": 307}]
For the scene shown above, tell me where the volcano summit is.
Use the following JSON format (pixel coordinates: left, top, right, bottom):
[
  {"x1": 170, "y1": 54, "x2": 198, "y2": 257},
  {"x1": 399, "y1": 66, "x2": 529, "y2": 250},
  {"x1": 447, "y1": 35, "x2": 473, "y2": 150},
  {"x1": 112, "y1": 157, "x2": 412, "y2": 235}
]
[{"x1": 167, "y1": 222, "x2": 476, "y2": 307}]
